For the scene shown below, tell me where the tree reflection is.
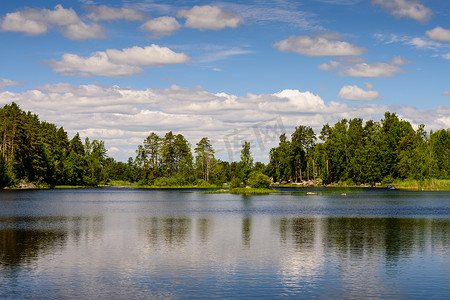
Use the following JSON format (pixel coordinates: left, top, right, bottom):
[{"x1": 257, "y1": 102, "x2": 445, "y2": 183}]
[
  {"x1": 139, "y1": 217, "x2": 192, "y2": 248},
  {"x1": 278, "y1": 217, "x2": 316, "y2": 250},
  {"x1": 0, "y1": 216, "x2": 104, "y2": 268},
  {"x1": 0, "y1": 217, "x2": 67, "y2": 268},
  {"x1": 242, "y1": 216, "x2": 251, "y2": 248},
  {"x1": 197, "y1": 218, "x2": 212, "y2": 244},
  {"x1": 277, "y1": 217, "x2": 450, "y2": 262}
]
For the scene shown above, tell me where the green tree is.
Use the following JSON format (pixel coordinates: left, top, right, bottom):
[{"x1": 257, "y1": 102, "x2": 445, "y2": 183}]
[
  {"x1": 291, "y1": 126, "x2": 316, "y2": 182},
  {"x1": 194, "y1": 137, "x2": 214, "y2": 182},
  {"x1": 248, "y1": 171, "x2": 271, "y2": 188},
  {"x1": 239, "y1": 141, "x2": 253, "y2": 184}
]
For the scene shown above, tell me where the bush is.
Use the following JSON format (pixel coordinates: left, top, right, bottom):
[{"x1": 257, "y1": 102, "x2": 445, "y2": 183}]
[
  {"x1": 153, "y1": 177, "x2": 178, "y2": 186},
  {"x1": 196, "y1": 179, "x2": 213, "y2": 187},
  {"x1": 248, "y1": 172, "x2": 271, "y2": 189},
  {"x1": 381, "y1": 175, "x2": 394, "y2": 185},
  {"x1": 230, "y1": 177, "x2": 242, "y2": 188}
]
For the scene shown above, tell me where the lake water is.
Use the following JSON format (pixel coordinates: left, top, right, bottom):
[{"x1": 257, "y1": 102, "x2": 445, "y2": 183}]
[{"x1": 0, "y1": 187, "x2": 449, "y2": 299}]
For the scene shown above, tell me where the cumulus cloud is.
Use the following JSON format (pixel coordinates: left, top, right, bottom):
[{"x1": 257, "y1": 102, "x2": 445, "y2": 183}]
[
  {"x1": 389, "y1": 56, "x2": 412, "y2": 65},
  {"x1": 318, "y1": 56, "x2": 409, "y2": 78},
  {"x1": 0, "y1": 78, "x2": 25, "y2": 91},
  {"x1": 139, "y1": 16, "x2": 181, "y2": 36},
  {"x1": 1, "y1": 83, "x2": 447, "y2": 162},
  {"x1": 177, "y1": 5, "x2": 244, "y2": 30},
  {"x1": 273, "y1": 34, "x2": 366, "y2": 56},
  {"x1": 408, "y1": 37, "x2": 440, "y2": 49},
  {"x1": 443, "y1": 91, "x2": 450, "y2": 96},
  {"x1": 338, "y1": 84, "x2": 381, "y2": 101},
  {"x1": 443, "y1": 53, "x2": 450, "y2": 60},
  {"x1": 426, "y1": 26, "x2": 450, "y2": 42},
  {"x1": 85, "y1": 5, "x2": 146, "y2": 21},
  {"x1": 0, "y1": 4, "x2": 106, "y2": 40},
  {"x1": 47, "y1": 44, "x2": 190, "y2": 77},
  {"x1": 317, "y1": 60, "x2": 340, "y2": 70},
  {"x1": 340, "y1": 62, "x2": 406, "y2": 78},
  {"x1": 371, "y1": 0, "x2": 432, "y2": 22}
]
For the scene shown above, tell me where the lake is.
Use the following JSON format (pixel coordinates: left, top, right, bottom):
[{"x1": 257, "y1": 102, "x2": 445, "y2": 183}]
[{"x1": 0, "y1": 187, "x2": 449, "y2": 299}]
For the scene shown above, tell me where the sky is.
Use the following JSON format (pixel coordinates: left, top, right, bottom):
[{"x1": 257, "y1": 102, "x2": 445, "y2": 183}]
[{"x1": 0, "y1": 0, "x2": 449, "y2": 162}]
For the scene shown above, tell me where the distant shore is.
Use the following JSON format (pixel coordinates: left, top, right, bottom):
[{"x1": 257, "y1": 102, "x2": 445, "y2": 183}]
[{"x1": 3, "y1": 178, "x2": 450, "y2": 191}]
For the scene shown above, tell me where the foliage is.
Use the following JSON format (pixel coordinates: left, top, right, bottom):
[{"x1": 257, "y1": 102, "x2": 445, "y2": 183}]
[
  {"x1": 230, "y1": 188, "x2": 278, "y2": 195},
  {"x1": 266, "y1": 112, "x2": 450, "y2": 186},
  {"x1": 230, "y1": 177, "x2": 243, "y2": 188},
  {"x1": 0, "y1": 103, "x2": 108, "y2": 188},
  {"x1": 2, "y1": 103, "x2": 449, "y2": 191},
  {"x1": 239, "y1": 141, "x2": 253, "y2": 184},
  {"x1": 248, "y1": 171, "x2": 271, "y2": 189}
]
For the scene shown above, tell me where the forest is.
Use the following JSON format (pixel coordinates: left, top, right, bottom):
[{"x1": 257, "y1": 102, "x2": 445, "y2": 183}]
[{"x1": 1, "y1": 102, "x2": 449, "y2": 189}]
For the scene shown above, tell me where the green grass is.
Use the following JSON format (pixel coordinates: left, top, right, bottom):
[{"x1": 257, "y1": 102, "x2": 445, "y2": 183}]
[
  {"x1": 204, "y1": 188, "x2": 279, "y2": 195},
  {"x1": 387, "y1": 178, "x2": 450, "y2": 191},
  {"x1": 106, "y1": 180, "x2": 133, "y2": 186},
  {"x1": 276, "y1": 183, "x2": 319, "y2": 188},
  {"x1": 128, "y1": 184, "x2": 221, "y2": 189},
  {"x1": 52, "y1": 185, "x2": 88, "y2": 189}
]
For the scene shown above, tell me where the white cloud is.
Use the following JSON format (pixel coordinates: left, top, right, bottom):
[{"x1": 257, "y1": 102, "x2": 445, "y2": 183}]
[
  {"x1": 408, "y1": 37, "x2": 440, "y2": 49},
  {"x1": 62, "y1": 22, "x2": 106, "y2": 41},
  {"x1": 223, "y1": 2, "x2": 313, "y2": 29},
  {"x1": 0, "y1": 4, "x2": 105, "y2": 40},
  {"x1": 371, "y1": 0, "x2": 432, "y2": 22},
  {"x1": 364, "y1": 82, "x2": 374, "y2": 90},
  {"x1": 198, "y1": 47, "x2": 253, "y2": 63},
  {"x1": 273, "y1": 35, "x2": 366, "y2": 56},
  {"x1": 426, "y1": 27, "x2": 450, "y2": 42},
  {"x1": 106, "y1": 45, "x2": 189, "y2": 66},
  {"x1": 1, "y1": 83, "x2": 447, "y2": 162},
  {"x1": 340, "y1": 62, "x2": 405, "y2": 78},
  {"x1": 0, "y1": 78, "x2": 25, "y2": 91},
  {"x1": 443, "y1": 53, "x2": 450, "y2": 60},
  {"x1": 338, "y1": 85, "x2": 381, "y2": 101},
  {"x1": 443, "y1": 91, "x2": 450, "y2": 96},
  {"x1": 317, "y1": 60, "x2": 340, "y2": 70},
  {"x1": 86, "y1": 5, "x2": 146, "y2": 21},
  {"x1": 389, "y1": 56, "x2": 412, "y2": 66},
  {"x1": 47, "y1": 45, "x2": 190, "y2": 77},
  {"x1": 0, "y1": 8, "x2": 49, "y2": 35},
  {"x1": 177, "y1": 5, "x2": 244, "y2": 30},
  {"x1": 139, "y1": 16, "x2": 181, "y2": 36}
]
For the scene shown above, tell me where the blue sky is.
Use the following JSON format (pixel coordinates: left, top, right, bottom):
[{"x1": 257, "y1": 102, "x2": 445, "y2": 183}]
[{"x1": 0, "y1": 0, "x2": 449, "y2": 162}]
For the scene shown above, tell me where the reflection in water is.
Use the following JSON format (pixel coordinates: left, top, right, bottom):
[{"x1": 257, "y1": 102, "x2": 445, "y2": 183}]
[
  {"x1": 275, "y1": 217, "x2": 449, "y2": 259},
  {"x1": 139, "y1": 217, "x2": 192, "y2": 247},
  {"x1": 197, "y1": 218, "x2": 212, "y2": 244},
  {"x1": 274, "y1": 216, "x2": 450, "y2": 298},
  {"x1": 242, "y1": 217, "x2": 251, "y2": 248},
  {"x1": 0, "y1": 189, "x2": 448, "y2": 298},
  {"x1": 0, "y1": 228, "x2": 66, "y2": 267},
  {"x1": 0, "y1": 216, "x2": 103, "y2": 268}
]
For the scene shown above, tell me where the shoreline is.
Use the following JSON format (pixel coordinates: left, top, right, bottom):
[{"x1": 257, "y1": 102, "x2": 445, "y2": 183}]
[{"x1": 2, "y1": 178, "x2": 450, "y2": 191}]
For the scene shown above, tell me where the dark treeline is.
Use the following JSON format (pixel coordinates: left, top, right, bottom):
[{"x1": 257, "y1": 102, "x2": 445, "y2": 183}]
[
  {"x1": 267, "y1": 112, "x2": 450, "y2": 184},
  {"x1": 1, "y1": 103, "x2": 449, "y2": 188},
  {"x1": 1, "y1": 103, "x2": 108, "y2": 187}
]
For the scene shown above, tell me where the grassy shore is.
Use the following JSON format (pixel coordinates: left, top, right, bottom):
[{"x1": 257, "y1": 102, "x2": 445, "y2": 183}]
[
  {"x1": 386, "y1": 178, "x2": 450, "y2": 191},
  {"x1": 203, "y1": 188, "x2": 279, "y2": 195},
  {"x1": 127, "y1": 184, "x2": 221, "y2": 189}
]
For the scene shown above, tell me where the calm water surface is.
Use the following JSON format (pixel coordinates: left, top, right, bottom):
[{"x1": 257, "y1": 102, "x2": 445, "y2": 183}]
[{"x1": 0, "y1": 188, "x2": 449, "y2": 299}]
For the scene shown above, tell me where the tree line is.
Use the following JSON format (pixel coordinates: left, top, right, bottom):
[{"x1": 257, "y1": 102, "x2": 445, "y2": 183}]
[
  {"x1": 266, "y1": 112, "x2": 450, "y2": 184},
  {"x1": 1, "y1": 103, "x2": 107, "y2": 187},
  {"x1": 1, "y1": 103, "x2": 449, "y2": 188}
]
